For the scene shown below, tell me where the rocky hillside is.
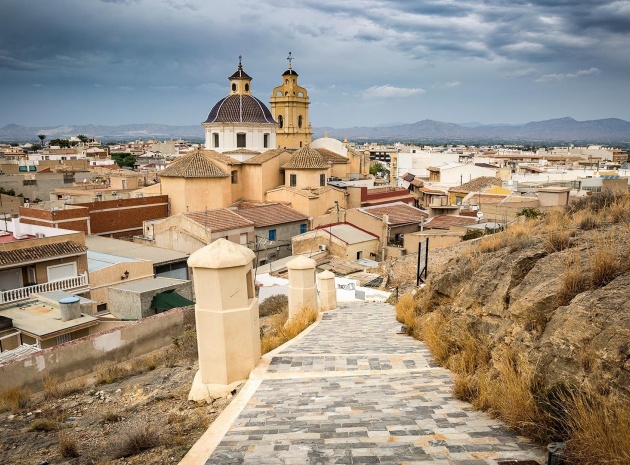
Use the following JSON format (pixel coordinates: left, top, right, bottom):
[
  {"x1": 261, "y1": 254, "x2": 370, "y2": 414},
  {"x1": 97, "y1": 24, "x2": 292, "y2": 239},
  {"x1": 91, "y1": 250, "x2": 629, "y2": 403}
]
[{"x1": 393, "y1": 193, "x2": 630, "y2": 463}]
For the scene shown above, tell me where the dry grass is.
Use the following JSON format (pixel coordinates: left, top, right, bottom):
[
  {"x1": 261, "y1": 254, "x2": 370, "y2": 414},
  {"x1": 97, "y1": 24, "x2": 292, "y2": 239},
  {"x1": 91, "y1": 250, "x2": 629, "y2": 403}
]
[
  {"x1": 260, "y1": 306, "x2": 319, "y2": 354},
  {"x1": 417, "y1": 310, "x2": 454, "y2": 365},
  {"x1": 0, "y1": 386, "x2": 30, "y2": 413},
  {"x1": 111, "y1": 421, "x2": 162, "y2": 458},
  {"x1": 95, "y1": 364, "x2": 129, "y2": 386},
  {"x1": 479, "y1": 234, "x2": 504, "y2": 253},
  {"x1": 42, "y1": 374, "x2": 85, "y2": 400},
  {"x1": 395, "y1": 294, "x2": 417, "y2": 328},
  {"x1": 259, "y1": 294, "x2": 288, "y2": 317},
  {"x1": 59, "y1": 433, "x2": 80, "y2": 458},
  {"x1": 560, "y1": 390, "x2": 630, "y2": 465},
  {"x1": 29, "y1": 418, "x2": 59, "y2": 432},
  {"x1": 589, "y1": 237, "x2": 624, "y2": 289},
  {"x1": 557, "y1": 253, "x2": 588, "y2": 306}
]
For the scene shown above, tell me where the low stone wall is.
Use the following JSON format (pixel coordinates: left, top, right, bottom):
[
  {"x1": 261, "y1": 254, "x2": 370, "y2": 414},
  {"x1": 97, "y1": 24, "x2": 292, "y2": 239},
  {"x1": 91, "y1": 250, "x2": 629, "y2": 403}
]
[{"x1": 0, "y1": 306, "x2": 195, "y2": 392}]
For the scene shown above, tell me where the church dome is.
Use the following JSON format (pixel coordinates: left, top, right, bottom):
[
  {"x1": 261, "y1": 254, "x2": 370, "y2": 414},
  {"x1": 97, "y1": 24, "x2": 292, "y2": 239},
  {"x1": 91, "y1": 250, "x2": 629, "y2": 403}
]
[{"x1": 204, "y1": 94, "x2": 276, "y2": 124}]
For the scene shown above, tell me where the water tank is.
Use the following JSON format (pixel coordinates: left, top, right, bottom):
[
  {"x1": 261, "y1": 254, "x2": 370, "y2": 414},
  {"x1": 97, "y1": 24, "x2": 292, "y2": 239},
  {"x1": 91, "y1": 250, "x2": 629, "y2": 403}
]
[{"x1": 59, "y1": 297, "x2": 81, "y2": 322}]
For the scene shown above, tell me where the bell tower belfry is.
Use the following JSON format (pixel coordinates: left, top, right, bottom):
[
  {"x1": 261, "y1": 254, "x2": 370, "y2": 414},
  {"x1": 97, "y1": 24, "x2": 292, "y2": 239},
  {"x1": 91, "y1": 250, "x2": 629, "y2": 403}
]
[{"x1": 270, "y1": 52, "x2": 313, "y2": 149}]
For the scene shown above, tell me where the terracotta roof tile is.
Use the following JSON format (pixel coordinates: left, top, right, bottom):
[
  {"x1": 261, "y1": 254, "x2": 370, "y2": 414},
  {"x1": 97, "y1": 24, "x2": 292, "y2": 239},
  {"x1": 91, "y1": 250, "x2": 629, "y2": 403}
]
[
  {"x1": 423, "y1": 215, "x2": 477, "y2": 230},
  {"x1": 360, "y1": 202, "x2": 427, "y2": 225},
  {"x1": 185, "y1": 209, "x2": 253, "y2": 232},
  {"x1": 235, "y1": 203, "x2": 308, "y2": 227},
  {"x1": 203, "y1": 150, "x2": 241, "y2": 165},
  {"x1": 313, "y1": 148, "x2": 349, "y2": 164},
  {"x1": 241, "y1": 148, "x2": 286, "y2": 165},
  {"x1": 449, "y1": 176, "x2": 502, "y2": 193},
  {"x1": 223, "y1": 149, "x2": 261, "y2": 155},
  {"x1": 0, "y1": 241, "x2": 87, "y2": 267},
  {"x1": 282, "y1": 146, "x2": 330, "y2": 169},
  {"x1": 160, "y1": 150, "x2": 228, "y2": 178}
]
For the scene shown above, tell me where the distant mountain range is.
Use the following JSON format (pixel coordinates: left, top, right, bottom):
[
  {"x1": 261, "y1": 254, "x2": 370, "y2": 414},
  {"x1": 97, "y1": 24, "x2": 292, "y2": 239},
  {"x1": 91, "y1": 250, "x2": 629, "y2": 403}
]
[{"x1": 1, "y1": 117, "x2": 629, "y2": 145}]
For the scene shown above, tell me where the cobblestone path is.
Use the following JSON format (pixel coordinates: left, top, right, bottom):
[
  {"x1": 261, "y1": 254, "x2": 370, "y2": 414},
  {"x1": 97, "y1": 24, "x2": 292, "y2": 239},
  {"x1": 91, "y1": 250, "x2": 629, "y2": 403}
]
[{"x1": 202, "y1": 302, "x2": 545, "y2": 465}]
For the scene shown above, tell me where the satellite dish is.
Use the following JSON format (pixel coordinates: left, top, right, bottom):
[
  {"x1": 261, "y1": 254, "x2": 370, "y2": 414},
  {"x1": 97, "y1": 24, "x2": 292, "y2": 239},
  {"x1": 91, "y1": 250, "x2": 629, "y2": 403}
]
[{"x1": 476, "y1": 211, "x2": 484, "y2": 219}]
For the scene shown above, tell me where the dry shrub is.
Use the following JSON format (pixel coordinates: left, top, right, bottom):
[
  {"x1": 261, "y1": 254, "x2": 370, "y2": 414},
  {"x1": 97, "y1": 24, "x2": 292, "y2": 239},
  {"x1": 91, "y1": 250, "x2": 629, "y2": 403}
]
[
  {"x1": 395, "y1": 294, "x2": 417, "y2": 328},
  {"x1": 417, "y1": 310, "x2": 454, "y2": 365},
  {"x1": 0, "y1": 386, "x2": 30, "y2": 413},
  {"x1": 545, "y1": 230, "x2": 572, "y2": 253},
  {"x1": 505, "y1": 222, "x2": 536, "y2": 252},
  {"x1": 95, "y1": 364, "x2": 129, "y2": 386},
  {"x1": 590, "y1": 241, "x2": 622, "y2": 288},
  {"x1": 557, "y1": 254, "x2": 588, "y2": 306},
  {"x1": 561, "y1": 390, "x2": 630, "y2": 465},
  {"x1": 101, "y1": 409, "x2": 122, "y2": 423},
  {"x1": 29, "y1": 418, "x2": 59, "y2": 431},
  {"x1": 479, "y1": 234, "x2": 504, "y2": 253},
  {"x1": 578, "y1": 213, "x2": 600, "y2": 230},
  {"x1": 59, "y1": 433, "x2": 80, "y2": 458},
  {"x1": 111, "y1": 421, "x2": 162, "y2": 458},
  {"x1": 474, "y1": 349, "x2": 542, "y2": 438},
  {"x1": 260, "y1": 306, "x2": 318, "y2": 354},
  {"x1": 259, "y1": 294, "x2": 288, "y2": 317},
  {"x1": 42, "y1": 374, "x2": 84, "y2": 400}
]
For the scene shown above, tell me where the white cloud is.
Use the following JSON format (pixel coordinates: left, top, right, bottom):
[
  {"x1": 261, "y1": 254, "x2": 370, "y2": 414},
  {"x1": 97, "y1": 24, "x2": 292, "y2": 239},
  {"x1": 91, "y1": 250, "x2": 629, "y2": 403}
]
[
  {"x1": 536, "y1": 67, "x2": 601, "y2": 82},
  {"x1": 117, "y1": 85, "x2": 134, "y2": 91},
  {"x1": 506, "y1": 67, "x2": 537, "y2": 78},
  {"x1": 150, "y1": 85, "x2": 180, "y2": 90},
  {"x1": 362, "y1": 84, "x2": 425, "y2": 99},
  {"x1": 433, "y1": 81, "x2": 461, "y2": 89}
]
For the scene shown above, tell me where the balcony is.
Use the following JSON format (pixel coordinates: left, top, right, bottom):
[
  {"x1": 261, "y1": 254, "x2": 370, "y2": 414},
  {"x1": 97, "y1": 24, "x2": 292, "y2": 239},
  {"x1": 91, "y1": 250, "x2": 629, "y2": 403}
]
[{"x1": 0, "y1": 272, "x2": 88, "y2": 304}]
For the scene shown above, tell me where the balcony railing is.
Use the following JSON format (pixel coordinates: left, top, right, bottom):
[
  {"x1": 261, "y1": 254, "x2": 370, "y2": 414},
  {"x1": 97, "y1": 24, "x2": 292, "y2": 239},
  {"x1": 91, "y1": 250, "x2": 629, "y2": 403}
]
[{"x1": 0, "y1": 272, "x2": 88, "y2": 304}]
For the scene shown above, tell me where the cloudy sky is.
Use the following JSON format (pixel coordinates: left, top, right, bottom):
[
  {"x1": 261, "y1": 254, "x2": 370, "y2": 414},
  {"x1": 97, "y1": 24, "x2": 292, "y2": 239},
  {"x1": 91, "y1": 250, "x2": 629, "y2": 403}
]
[{"x1": 1, "y1": 0, "x2": 629, "y2": 128}]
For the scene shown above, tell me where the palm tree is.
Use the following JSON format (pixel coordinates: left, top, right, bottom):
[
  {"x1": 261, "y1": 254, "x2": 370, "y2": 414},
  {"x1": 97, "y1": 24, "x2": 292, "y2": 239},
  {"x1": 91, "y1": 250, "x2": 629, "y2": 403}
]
[{"x1": 37, "y1": 134, "x2": 46, "y2": 148}]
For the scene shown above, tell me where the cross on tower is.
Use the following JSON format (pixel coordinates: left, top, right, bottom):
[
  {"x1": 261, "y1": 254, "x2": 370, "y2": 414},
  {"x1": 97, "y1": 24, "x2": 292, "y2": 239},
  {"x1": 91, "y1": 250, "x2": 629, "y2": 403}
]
[
  {"x1": 287, "y1": 52, "x2": 294, "y2": 69},
  {"x1": 238, "y1": 55, "x2": 242, "y2": 68}
]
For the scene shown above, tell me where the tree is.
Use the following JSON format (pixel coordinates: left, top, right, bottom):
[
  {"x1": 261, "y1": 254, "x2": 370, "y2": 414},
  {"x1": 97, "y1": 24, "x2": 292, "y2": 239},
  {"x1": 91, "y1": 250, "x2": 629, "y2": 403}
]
[
  {"x1": 77, "y1": 134, "x2": 89, "y2": 144},
  {"x1": 369, "y1": 162, "x2": 385, "y2": 176},
  {"x1": 111, "y1": 152, "x2": 136, "y2": 168},
  {"x1": 37, "y1": 134, "x2": 46, "y2": 147}
]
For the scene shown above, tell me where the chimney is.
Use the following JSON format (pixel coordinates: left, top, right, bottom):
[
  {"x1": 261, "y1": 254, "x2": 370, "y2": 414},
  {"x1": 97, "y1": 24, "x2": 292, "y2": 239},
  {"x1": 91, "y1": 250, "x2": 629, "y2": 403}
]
[
  {"x1": 59, "y1": 297, "x2": 81, "y2": 322},
  {"x1": 11, "y1": 214, "x2": 21, "y2": 239}
]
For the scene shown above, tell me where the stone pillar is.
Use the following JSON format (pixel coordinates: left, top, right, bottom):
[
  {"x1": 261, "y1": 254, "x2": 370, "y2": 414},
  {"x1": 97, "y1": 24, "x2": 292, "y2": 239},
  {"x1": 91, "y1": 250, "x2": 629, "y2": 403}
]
[
  {"x1": 286, "y1": 256, "x2": 317, "y2": 319},
  {"x1": 317, "y1": 270, "x2": 337, "y2": 311},
  {"x1": 187, "y1": 239, "x2": 261, "y2": 401}
]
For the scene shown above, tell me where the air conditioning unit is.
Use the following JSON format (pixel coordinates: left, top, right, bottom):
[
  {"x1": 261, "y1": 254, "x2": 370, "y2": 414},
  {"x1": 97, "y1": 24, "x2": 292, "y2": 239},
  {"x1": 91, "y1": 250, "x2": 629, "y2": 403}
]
[
  {"x1": 35, "y1": 232, "x2": 45, "y2": 238},
  {"x1": 318, "y1": 244, "x2": 327, "y2": 252},
  {"x1": 111, "y1": 191, "x2": 118, "y2": 196}
]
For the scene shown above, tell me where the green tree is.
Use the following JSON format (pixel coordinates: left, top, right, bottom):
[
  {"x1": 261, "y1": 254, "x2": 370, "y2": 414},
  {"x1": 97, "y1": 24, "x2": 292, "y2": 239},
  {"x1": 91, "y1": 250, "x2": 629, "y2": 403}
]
[
  {"x1": 37, "y1": 134, "x2": 46, "y2": 147},
  {"x1": 369, "y1": 162, "x2": 385, "y2": 175},
  {"x1": 111, "y1": 152, "x2": 136, "y2": 168},
  {"x1": 77, "y1": 134, "x2": 89, "y2": 144}
]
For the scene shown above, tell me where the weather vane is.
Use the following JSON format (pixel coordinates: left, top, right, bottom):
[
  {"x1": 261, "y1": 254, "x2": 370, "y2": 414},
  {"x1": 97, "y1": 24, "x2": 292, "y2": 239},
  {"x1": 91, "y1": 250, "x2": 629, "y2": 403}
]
[
  {"x1": 238, "y1": 55, "x2": 242, "y2": 67},
  {"x1": 287, "y1": 51, "x2": 293, "y2": 69}
]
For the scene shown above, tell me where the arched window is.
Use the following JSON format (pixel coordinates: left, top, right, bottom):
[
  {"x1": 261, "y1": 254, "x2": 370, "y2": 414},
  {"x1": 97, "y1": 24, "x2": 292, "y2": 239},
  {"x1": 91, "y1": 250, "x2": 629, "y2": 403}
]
[
  {"x1": 231, "y1": 83, "x2": 236, "y2": 92},
  {"x1": 285, "y1": 79, "x2": 289, "y2": 85},
  {"x1": 298, "y1": 92, "x2": 304, "y2": 97},
  {"x1": 278, "y1": 115, "x2": 283, "y2": 129},
  {"x1": 277, "y1": 91, "x2": 282, "y2": 96},
  {"x1": 244, "y1": 83, "x2": 249, "y2": 92},
  {"x1": 298, "y1": 115, "x2": 303, "y2": 129}
]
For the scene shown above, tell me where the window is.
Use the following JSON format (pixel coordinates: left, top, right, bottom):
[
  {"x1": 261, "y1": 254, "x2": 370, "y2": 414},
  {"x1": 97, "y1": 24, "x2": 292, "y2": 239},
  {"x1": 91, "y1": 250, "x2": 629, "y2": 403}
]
[
  {"x1": 28, "y1": 165, "x2": 36, "y2": 171},
  {"x1": 232, "y1": 83, "x2": 237, "y2": 92},
  {"x1": 298, "y1": 115, "x2": 303, "y2": 128},
  {"x1": 268, "y1": 229, "x2": 276, "y2": 241},
  {"x1": 289, "y1": 174, "x2": 296, "y2": 187},
  {"x1": 236, "y1": 133, "x2": 246, "y2": 148},
  {"x1": 240, "y1": 233, "x2": 247, "y2": 245},
  {"x1": 23, "y1": 179, "x2": 37, "y2": 186},
  {"x1": 357, "y1": 251, "x2": 362, "y2": 260},
  {"x1": 278, "y1": 115, "x2": 283, "y2": 128},
  {"x1": 56, "y1": 333, "x2": 72, "y2": 345},
  {"x1": 231, "y1": 170, "x2": 238, "y2": 184},
  {"x1": 47, "y1": 262, "x2": 77, "y2": 282},
  {"x1": 213, "y1": 133, "x2": 219, "y2": 148},
  {"x1": 300, "y1": 223, "x2": 307, "y2": 234},
  {"x1": 18, "y1": 166, "x2": 27, "y2": 172},
  {"x1": 263, "y1": 133, "x2": 269, "y2": 148},
  {"x1": 244, "y1": 83, "x2": 249, "y2": 92},
  {"x1": 320, "y1": 174, "x2": 325, "y2": 186}
]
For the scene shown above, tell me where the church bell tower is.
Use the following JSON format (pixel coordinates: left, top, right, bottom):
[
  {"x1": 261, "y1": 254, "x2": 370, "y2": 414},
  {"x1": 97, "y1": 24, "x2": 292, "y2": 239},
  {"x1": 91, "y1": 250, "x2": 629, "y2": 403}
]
[{"x1": 270, "y1": 52, "x2": 313, "y2": 149}]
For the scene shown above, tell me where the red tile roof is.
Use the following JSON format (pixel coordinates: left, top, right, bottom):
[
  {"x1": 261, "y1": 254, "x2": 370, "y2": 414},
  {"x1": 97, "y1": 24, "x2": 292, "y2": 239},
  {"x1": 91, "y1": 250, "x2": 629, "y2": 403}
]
[
  {"x1": 0, "y1": 241, "x2": 87, "y2": 268},
  {"x1": 235, "y1": 203, "x2": 308, "y2": 228},
  {"x1": 360, "y1": 202, "x2": 428, "y2": 225},
  {"x1": 423, "y1": 215, "x2": 477, "y2": 230},
  {"x1": 185, "y1": 209, "x2": 254, "y2": 232}
]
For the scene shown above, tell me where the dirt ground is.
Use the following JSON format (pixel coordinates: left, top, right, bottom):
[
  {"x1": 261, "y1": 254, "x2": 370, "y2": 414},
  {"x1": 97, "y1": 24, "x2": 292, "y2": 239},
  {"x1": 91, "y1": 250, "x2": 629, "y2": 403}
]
[{"x1": 0, "y1": 340, "x2": 240, "y2": 465}]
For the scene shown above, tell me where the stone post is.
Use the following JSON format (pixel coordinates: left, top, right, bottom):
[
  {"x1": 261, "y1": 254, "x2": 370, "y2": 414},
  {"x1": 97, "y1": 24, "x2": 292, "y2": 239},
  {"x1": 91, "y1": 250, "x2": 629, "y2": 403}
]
[
  {"x1": 317, "y1": 270, "x2": 337, "y2": 311},
  {"x1": 187, "y1": 239, "x2": 261, "y2": 401},
  {"x1": 286, "y1": 256, "x2": 317, "y2": 319}
]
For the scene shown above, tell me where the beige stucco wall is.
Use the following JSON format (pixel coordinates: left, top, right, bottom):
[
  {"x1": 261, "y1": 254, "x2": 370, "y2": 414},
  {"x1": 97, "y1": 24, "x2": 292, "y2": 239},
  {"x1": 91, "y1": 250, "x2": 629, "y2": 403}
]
[
  {"x1": 88, "y1": 260, "x2": 154, "y2": 307},
  {"x1": 345, "y1": 240, "x2": 379, "y2": 261},
  {"x1": 404, "y1": 231, "x2": 463, "y2": 253},
  {"x1": 345, "y1": 209, "x2": 385, "y2": 243},
  {"x1": 291, "y1": 231, "x2": 347, "y2": 258},
  {"x1": 0, "y1": 306, "x2": 195, "y2": 392},
  {"x1": 285, "y1": 168, "x2": 329, "y2": 189},
  {"x1": 161, "y1": 176, "x2": 232, "y2": 215}
]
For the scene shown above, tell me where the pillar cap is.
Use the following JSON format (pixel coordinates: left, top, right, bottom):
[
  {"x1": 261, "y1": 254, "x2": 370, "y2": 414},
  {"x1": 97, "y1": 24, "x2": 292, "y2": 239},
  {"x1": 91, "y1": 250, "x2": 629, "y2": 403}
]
[
  {"x1": 188, "y1": 238, "x2": 255, "y2": 269},
  {"x1": 286, "y1": 255, "x2": 316, "y2": 270},
  {"x1": 317, "y1": 270, "x2": 335, "y2": 279}
]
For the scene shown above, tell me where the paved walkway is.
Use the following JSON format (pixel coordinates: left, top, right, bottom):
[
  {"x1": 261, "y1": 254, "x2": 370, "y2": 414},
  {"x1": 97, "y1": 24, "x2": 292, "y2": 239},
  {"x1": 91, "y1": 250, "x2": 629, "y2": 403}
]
[{"x1": 186, "y1": 302, "x2": 545, "y2": 465}]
